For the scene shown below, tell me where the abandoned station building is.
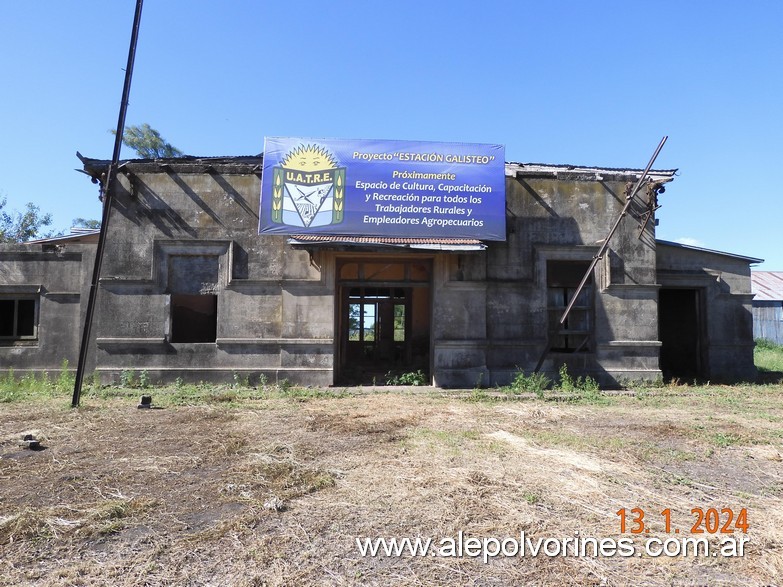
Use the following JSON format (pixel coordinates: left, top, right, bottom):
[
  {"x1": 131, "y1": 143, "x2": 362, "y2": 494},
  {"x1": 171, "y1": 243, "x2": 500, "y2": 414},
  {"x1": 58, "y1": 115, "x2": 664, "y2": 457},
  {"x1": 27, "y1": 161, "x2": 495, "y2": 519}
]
[{"x1": 0, "y1": 139, "x2": 760, "y2": 387}]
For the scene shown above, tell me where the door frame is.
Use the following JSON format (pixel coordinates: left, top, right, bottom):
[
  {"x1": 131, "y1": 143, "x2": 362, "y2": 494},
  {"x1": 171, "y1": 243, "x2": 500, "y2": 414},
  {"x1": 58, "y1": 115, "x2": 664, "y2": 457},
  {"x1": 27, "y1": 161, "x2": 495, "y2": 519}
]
[
  {"x1": 658, "y1": 287, "x2": 706, "y2": 381},
  {"x1": 334, "y1": 255, "x2": 432, "y2": 385}
]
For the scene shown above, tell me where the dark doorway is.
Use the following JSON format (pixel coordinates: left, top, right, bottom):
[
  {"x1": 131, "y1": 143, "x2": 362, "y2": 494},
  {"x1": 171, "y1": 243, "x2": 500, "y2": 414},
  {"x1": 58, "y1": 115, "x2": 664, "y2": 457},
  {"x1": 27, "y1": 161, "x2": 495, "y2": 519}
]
[
  {"x1": 336, "y1": 258, "x2": 431, "y2": 385},
  {"x1": 659, "y1": 288, "x2": 703, "y2": 381}
]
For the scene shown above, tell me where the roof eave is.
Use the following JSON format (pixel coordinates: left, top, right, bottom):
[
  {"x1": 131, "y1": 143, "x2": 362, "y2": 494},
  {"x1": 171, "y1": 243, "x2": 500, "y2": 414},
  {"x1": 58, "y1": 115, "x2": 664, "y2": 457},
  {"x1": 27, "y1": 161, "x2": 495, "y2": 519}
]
[{"x1": 657, "y1": 239, "x2": 764, "y2": 265}]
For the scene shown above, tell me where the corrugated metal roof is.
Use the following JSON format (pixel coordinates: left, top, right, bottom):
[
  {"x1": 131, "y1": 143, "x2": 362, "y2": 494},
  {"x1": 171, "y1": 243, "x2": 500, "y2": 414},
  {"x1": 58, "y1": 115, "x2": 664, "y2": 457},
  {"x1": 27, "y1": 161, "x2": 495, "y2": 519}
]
[
  {"x1": 287, "y1": 234, "x2": 486, "y2": 251},
  {"x1": 752, "y1": 271, "x2": 783, "y2": 301},
  {"x1": 289, "y1": 235, "x2": 480, "y2": 245}
]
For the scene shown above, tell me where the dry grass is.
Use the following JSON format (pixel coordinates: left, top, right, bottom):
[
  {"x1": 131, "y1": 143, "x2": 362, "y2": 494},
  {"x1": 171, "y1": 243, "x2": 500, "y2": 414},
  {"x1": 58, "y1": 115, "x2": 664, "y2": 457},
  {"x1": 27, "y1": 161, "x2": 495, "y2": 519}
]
[{"x1": 0, "y1": 385, "x2": 782, "y2": 586}]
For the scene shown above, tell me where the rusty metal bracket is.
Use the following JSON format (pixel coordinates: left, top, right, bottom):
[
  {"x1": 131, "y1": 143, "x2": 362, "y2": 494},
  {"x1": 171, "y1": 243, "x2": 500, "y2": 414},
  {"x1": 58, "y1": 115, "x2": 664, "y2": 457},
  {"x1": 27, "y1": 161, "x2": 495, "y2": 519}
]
[{"x1": 637, "y1": 180, "x2": 665, "y2": 237}]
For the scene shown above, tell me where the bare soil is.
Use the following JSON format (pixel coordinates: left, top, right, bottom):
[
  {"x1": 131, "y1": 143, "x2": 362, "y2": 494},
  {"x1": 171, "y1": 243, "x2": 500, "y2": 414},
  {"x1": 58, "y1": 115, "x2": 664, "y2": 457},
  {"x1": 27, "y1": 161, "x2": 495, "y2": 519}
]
[{"x1": 1, "y1": 385, "x2": 782, "y2": 586}]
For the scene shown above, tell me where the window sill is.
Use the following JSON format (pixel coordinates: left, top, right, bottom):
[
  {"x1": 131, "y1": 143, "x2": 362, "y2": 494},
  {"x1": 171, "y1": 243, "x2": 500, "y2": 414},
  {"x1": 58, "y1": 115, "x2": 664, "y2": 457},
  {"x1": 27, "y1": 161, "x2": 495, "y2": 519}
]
[{"x1": 0, "y1": 339, "x2": 39, "y2": 347}]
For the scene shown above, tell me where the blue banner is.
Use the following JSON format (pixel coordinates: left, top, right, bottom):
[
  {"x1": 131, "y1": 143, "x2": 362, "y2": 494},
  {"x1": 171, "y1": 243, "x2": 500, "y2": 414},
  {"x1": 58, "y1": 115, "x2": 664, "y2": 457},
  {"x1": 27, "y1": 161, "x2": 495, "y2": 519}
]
[{"x1": 258, "y1": 137, "x2": 506, "y2": 240}]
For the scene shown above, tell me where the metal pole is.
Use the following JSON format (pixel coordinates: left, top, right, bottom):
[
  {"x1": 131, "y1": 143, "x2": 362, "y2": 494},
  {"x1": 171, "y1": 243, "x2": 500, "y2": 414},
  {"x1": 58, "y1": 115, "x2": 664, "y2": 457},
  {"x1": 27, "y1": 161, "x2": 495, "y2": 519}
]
[
  {"x1": 558, "y1": 136, "x2": 668, "y2": 325},
  {"x1": 533, "y1": 136, "x2": 668, "y2": 374},
  {"x1": 72, "y1": 0, "x2": 144, "y2": 406}
]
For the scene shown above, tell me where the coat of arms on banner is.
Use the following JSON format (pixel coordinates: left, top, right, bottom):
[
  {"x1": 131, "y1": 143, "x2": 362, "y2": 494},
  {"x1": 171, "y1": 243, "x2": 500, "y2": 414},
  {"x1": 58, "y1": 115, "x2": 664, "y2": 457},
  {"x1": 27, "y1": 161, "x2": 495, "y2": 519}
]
[{"x1": 271, "y1": 144, "x2": 346, "y2": 228}]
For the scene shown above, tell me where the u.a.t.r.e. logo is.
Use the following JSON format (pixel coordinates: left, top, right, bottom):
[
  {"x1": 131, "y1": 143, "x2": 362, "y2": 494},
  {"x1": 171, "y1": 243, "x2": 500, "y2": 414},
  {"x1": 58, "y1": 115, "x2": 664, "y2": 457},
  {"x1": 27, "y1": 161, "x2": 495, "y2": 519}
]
[{"x1": 271, "y1": 144, "x2": 346, "y2": 228}]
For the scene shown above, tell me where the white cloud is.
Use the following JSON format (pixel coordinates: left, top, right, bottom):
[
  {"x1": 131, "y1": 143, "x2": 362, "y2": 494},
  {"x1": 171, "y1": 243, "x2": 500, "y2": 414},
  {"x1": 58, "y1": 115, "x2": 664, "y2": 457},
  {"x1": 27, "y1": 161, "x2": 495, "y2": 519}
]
[{"x1": 674, "y1": 237, "x2": 706, "y2": 248}]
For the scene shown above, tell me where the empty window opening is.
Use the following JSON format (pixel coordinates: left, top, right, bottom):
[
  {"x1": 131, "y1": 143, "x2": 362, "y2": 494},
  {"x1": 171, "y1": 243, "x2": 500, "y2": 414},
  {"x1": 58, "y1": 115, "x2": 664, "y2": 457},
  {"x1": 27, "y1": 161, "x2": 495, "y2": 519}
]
[
  {"x1": 547, "y1": 261, "x2": 593, "y2": 353},
  {"x1": 0, "y1": 298, "x2": 37, "y2": 339},
  {"x1": 170, "y1": 294, "x2": 217, "y2": 343},
  {"x1": 166, "y1": 254, "x2": 220, "y2": 343}
]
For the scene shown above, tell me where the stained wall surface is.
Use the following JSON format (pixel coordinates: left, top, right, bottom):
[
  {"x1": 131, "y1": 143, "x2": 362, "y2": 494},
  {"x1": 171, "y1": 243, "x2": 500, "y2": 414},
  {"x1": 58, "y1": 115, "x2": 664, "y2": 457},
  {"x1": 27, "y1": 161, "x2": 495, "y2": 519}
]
[{"x1": 0, "y1": 158, "x2": 759, "y2": 387}]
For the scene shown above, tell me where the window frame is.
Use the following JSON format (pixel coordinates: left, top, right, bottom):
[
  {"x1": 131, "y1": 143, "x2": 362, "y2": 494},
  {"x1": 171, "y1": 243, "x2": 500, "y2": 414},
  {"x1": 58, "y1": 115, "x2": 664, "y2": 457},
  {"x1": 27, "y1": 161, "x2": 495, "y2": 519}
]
[
  {"x1": 546, "y1": 263, "x2": 593, "y2": 353},
  {"x1": 536, "y1": 246, "x2": 601, "y2": 355},
  {"x1": 155, "y1": 243, "x2": 229, "y2": 345},
  {"x1": 0, "y1": 296, "x2": 39, "y2": 341}
]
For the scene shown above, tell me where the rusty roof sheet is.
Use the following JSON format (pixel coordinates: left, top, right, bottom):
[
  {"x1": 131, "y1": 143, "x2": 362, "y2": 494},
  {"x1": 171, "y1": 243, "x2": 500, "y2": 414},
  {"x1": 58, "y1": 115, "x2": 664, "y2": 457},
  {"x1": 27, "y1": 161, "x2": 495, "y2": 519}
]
[
  {"x1": 289, "y1": 234, "x2": 479, "y2": 245},
  {"x1": 752, "y1": 271, "x2": 783, "y2": 301},
  {"x1": 287, "y1": 234, "x2": 486, "y2": 251}
]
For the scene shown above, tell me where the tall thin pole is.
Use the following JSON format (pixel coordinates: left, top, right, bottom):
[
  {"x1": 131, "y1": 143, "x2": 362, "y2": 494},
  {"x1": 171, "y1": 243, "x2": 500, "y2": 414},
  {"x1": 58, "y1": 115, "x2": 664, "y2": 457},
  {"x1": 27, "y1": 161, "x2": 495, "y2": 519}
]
[
  {"x1": 533, "y1": 136, "x2": 668, "y2": 374},
  {"x1": 558, "y1": 136, "x2": 667, "y2": 324},
  {"x1": 72, "y1": 0, "x2": 144, "y2": 406}
]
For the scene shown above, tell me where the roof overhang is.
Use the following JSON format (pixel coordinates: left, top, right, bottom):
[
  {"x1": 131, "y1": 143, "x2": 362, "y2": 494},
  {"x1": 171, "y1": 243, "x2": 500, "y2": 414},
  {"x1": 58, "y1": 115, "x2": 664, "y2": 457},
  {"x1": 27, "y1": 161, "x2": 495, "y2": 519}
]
[
  {"x1": 505, "y1": 162, "x2": 677, "y2": 184},
  {"x1": 657, "y1": 239, "x2": 764, "y2": 265},
  {"x1": 286, "y1": 235, "x2": 486, "y2": 252},
  {"x1": 79, "y1": 154, "x2": 679, "y2": 184}
]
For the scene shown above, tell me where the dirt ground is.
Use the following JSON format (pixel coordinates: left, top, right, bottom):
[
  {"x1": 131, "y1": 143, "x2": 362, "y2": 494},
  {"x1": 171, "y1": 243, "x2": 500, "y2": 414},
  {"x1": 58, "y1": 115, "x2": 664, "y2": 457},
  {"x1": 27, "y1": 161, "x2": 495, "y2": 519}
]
[{"x1": 1, "y1": 385, "x2": 782, "y2": 586}]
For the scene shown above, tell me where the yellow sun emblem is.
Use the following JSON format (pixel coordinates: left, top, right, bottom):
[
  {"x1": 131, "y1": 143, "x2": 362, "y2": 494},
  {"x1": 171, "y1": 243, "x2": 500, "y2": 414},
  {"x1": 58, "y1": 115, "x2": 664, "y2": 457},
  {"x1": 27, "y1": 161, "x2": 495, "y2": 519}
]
[
  {"x1": 271, "y1": 143, "x2": 345, "y2": 226},
  {"x1": 281, "y1": 144, "x2": 337, "y2": 171}
]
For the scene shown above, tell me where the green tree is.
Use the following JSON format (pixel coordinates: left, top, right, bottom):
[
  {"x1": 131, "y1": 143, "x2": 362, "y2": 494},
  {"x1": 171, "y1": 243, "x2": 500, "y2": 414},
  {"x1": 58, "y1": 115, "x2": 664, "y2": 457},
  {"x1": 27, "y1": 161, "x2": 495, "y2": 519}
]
[
  {"x1": 0, "y1": 196, "x2": 54, "y2": 243},
  {"x1": 113, "y1": 123, "x2": 184, "y2": 158},
  {"x1": 393, "y1": 303, "x2": 405, "y2": 341},
  {"x1": 71, "y1": 217, "x2": 101, "y2": 229}
]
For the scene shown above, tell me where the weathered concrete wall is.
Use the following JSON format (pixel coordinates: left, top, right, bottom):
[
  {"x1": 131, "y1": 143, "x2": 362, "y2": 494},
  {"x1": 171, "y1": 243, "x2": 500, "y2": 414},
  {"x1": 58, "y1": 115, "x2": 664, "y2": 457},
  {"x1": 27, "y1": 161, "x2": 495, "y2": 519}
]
[
  {"x1": 657, "y1": 243, "x2": 757, "y2": 381},
  {"x1": 83, "y1": 160, "x2": 673, "y2": 388},
  {"x1": 432, "y1": 170, "x2": 662, "y2": 388},
  {"x1": 93, "y1": 167, "x2": 333, "y2": 385},
  {"x1": 6, "y1": 157, "x2": 757, "y2": 389},
  {"x1": 0, "y1": 243, "x2": 95, "y2": 376}
]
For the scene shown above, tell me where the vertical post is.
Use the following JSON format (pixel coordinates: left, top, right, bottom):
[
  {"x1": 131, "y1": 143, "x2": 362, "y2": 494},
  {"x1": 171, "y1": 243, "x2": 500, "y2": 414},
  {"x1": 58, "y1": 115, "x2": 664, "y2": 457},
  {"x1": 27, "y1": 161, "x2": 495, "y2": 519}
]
[{"x1": 72, "y1": 0, "x2": 144, "y2": 407}]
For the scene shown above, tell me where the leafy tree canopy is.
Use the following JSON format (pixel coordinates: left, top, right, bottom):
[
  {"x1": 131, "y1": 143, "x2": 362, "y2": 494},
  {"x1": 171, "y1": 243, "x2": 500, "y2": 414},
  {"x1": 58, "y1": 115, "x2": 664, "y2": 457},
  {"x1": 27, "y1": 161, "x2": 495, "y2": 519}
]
[
  {"x1": 113, "y1": 123, "x2": 184, "y2": 159},
  {"x1": 71, "y1": 217, "x2": 101, "y2": 229},
  {"x1": 0, "y1": 196, "x2": 54, "y2": 243}
]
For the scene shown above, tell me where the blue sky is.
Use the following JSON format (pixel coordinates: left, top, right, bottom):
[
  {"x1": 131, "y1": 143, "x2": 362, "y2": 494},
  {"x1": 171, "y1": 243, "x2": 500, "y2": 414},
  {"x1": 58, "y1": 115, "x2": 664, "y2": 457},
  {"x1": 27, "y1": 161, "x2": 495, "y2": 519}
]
[{"x1": 1, "y1": 1, "x2": 780, "y2": 268}]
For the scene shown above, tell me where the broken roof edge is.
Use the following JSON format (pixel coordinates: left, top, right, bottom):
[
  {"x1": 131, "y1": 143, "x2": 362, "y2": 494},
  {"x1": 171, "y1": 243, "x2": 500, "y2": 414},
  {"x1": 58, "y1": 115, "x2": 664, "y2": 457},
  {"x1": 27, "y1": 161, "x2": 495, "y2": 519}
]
[
  {"x1": 505, "y1": 162, "x2": 677, "y2": 183},
  {"x1": 656, "y1": 239, "x2": 764, "y2": 265},
  {"x1": 77, "y1": 152, "x2": 264, "y2": 181},
  {"x1": 77, "y1": 152, "x2": 677, "y2": 183}
]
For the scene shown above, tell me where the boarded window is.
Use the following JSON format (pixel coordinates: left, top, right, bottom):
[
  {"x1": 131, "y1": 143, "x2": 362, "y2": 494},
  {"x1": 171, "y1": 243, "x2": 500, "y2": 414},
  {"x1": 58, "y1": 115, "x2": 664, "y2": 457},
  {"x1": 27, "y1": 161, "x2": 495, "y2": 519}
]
[
  {"x1": 547, "y1": 261, "x2": 592, "y2": 353},
  {"x1": 0, "y1": 298, "x2": 37, "y2": 339}
]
